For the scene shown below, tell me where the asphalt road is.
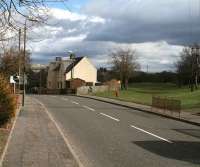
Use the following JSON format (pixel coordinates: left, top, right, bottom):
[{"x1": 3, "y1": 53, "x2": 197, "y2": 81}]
[{"x1": 32, "y1": 95, "x2": 200, "y2": 167}]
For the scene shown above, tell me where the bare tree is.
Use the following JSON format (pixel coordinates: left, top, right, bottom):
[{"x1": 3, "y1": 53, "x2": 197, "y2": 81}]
[
  {"x1": 110, "y1": 47, "x2": 140, "y2": 90},
  {"x1": 176, "y1": 44, "x2": 200, "y2": 91},
  {"x1": 0, "y1": 0, "x2": 69, "y2": 40},
  {"x1": 0, "y1": 47, "x2": 31, "y2": 78}
]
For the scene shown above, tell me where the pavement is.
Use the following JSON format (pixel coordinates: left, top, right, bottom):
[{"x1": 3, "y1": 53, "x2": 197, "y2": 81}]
[
  {"x1": 1, "y1": 96, "x2": 79, "y2": 167},
  {"x1": 78, "y1": 95, "x2": 200, "y2": 126},
  {"x1": 27, "y1": 95, "x2": 200, "y2": 167}
]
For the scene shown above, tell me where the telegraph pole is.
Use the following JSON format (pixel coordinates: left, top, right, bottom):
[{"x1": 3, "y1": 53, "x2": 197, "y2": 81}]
[
  {"x1": 22, "y1": 22, "x2": 26, "y2": 106},
  {"x1": 195, "y1": 45, "x2": 200, "y2": 89},
  {"x1": 18, "y1": 29, "x2": 21, "y2": 91},
  {"x1": 40, "y1": 64, "x2": 42, "y2": 94}
]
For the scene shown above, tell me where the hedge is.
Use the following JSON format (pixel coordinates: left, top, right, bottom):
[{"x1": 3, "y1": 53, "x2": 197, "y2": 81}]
[{"x1": 0, "y1": 73, "x2": 16, "y2": 126}]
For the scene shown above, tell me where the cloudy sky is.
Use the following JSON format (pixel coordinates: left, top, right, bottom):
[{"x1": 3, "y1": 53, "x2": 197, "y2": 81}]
[{"x1": 28, "y1": 0, "x2": 200, "y2": 72}]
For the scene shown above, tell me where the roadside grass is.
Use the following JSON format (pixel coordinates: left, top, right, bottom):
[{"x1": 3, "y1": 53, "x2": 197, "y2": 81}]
[
  {"x1": 0, "y1": 129, "x2": 9, "y2": 156},
  {"x1": 95, "y1": 83, "x2": 200, "y2": 110}
]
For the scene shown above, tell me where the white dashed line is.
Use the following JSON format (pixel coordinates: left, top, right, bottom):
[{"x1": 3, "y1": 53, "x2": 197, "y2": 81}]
[
  {"x1": 100, "y1": 113, "x2": 120, "y2": 122},
  {"x1": 83, "y1": 105, "x2": 95, "y2": 111},
  {"x1": 130, "y1": 125, "x2": 172, "y2": 143},
  {"x1": 62, "y1": 98, "x2": 68, "y2": 101},
  {"x1": 71, "y1": 101, "x2": 79, "y2": 105}
]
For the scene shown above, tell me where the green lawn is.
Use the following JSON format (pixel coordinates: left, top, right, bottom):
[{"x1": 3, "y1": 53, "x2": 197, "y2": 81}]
[{"x1": 95, "y1": 83, "x2": 200, "y2": 110}]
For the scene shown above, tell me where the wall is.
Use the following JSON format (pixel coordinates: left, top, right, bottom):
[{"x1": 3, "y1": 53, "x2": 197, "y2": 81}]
[
  {"x1": 66, "y1": 57, "x2": 97, "y2": 84},
  {"x1": 77, "y1": 85, "x2": 109, "y2": 95}
]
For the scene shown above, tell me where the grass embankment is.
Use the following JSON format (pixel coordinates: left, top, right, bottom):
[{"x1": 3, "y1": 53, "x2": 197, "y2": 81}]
[
  {"x1": 0, "y1": 129, "x2": 9, "y2": 156},
  {"x1": 95, "y1": 83, "x2": 200, "y2": 110}
]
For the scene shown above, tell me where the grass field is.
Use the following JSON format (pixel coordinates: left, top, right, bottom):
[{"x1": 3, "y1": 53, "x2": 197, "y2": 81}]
[{"x1": 95, "y1": 83, "x2": 200, "y2": 110}]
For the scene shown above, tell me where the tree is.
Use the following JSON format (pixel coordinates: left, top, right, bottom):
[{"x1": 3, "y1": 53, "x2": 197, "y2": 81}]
[
  {"x1": 97, "y1": 67, "x2": 114, "y2": 83},
  {"x1": 0, "y1": 0, "x2": 69, "y2": 41},
  {"x1": 26, "y1": 68, "x2": 48, "y2": 93},
  {"x1": 176, "y1": 45, "x2": 200, "y2": 91},
  {"x1": 110, "y1": 48, "x2": 140, "y2": 90},
  {"x1": 0, "y1": 47, "x2": 31, "y2": 79}
]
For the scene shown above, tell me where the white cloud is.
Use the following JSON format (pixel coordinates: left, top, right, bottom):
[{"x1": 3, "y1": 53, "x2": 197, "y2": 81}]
[
  {"x1": 49, "y1": 8, "x2": 87, "y2": 21},
  {"x1": 28, "y1": 5, "x2": 187, "y2": 72}
]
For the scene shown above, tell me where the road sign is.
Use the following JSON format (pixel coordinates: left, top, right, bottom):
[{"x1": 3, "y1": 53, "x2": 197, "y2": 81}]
[{"x1": 10, "y1": 76, "x2": 16, "y2": 84}]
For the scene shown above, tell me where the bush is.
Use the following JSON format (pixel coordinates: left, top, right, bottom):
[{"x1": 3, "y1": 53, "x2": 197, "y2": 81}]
[{"x1": 0, "y1": 73, "x2": 16, "y2": 126}]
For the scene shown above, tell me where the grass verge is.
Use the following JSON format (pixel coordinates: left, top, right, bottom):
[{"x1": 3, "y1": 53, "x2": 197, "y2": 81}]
[
  {"x1": 0, "y1": 129, "x2": 9, "y2": 157},
  {"x1": 95, "y1": 83, "x2": 200, "y2": 111}
]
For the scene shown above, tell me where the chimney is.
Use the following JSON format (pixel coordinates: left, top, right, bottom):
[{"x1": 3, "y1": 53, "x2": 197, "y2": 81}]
[{"x1": 55, "y1": 57, "x2": 62, "y2": 61}]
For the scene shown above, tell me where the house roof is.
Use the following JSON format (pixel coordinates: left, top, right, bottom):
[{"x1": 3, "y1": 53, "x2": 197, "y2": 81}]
[{"x1": 65, "y1": 57, "x2": 84, "y2": 73}]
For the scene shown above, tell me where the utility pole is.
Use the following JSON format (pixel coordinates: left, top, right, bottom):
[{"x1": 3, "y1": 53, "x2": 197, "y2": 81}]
[
  {"x1": 195, "y1": 45, "x2": 200, "y2": 89},
  {"x1": 22, "y1": 22, "x2": 26, "y2": 106},
  {"x1": 18, "y1": 29, "x2": 21, "y2": 91},
  {"x1": 40, "y1": 64, "x2": 42, "y2": 94}
]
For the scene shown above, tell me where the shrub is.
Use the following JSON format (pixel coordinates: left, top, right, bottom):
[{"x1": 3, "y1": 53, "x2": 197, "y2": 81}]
[{"x1": 0, "y1": 73, "x2": 16, "y2": 126}]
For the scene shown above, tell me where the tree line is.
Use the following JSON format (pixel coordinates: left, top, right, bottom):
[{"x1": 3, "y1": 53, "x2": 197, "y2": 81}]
[{"x1": 98, "y1": 45, "x2": 200, "y2": 91}]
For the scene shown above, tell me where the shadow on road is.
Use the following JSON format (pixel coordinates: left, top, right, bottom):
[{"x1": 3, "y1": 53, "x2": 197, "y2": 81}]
[
  {"x1": 133, "y1": 141, "x2": 200, "y2": 165},
  {"x1": 173, "y1": 129, "x2": 200, "y2": 139}
]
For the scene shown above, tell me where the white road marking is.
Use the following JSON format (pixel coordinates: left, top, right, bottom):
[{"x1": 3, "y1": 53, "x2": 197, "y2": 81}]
[
  {"x1": 130, "y1": 125, "x2": 172, "y2": 143},
  {"x1": 62, "y1": 98, "x2": 68, "y2": 101},
  {"x1": 83, "y1": 105, "x2": 95, "y2": 111},
  {"x1": 71, "y1": 101, "x2": 79, "y2": 105},
  {"x1": 33, "y1": 98, "x2": 84, "y2": 167},
  {"x1": 100, "y1": 113, "x2": 120, "y2": 122}
]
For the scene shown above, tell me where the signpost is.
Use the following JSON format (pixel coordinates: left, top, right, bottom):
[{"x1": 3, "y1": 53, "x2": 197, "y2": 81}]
[{"x1": 10, "y1": 76, "x2": 16, "y2": 94}]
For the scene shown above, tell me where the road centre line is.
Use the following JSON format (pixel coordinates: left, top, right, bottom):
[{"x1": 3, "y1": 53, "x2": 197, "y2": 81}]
[
  {"x1": 48, "y1": 96, "x2": 171, "y2": 144},
  {"x1": 130, "y1": 125, "x2": 172, "y2": 143},
  {"x1": 100, "y1": 113, "x2": 120, "y2": 122},
  {"x1": 71, "y1": 101, "x2": 79, "y2": 105},
  {"x1": 62, "y1": 98, "x2": 68, "y2": 101},
  {"x1": 83, "y1": 105, "x2": 95, "y2": 111}
]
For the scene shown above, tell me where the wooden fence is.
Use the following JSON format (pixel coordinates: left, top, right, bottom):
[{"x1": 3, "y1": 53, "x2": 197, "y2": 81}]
[{"x1": 152, "y1": 96, "x2": 181, "y2": 117}]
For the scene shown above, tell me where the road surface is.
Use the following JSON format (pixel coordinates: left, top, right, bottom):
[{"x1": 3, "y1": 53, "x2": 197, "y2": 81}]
[{"x1": 32, "y1": 95, "x2": 200, "y2": 167}]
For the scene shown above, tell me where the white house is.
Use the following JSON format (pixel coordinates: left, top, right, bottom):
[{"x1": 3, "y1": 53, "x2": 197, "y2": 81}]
[{"x1": 47, "y1": 56, "x2": 97, "y2": 89}]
